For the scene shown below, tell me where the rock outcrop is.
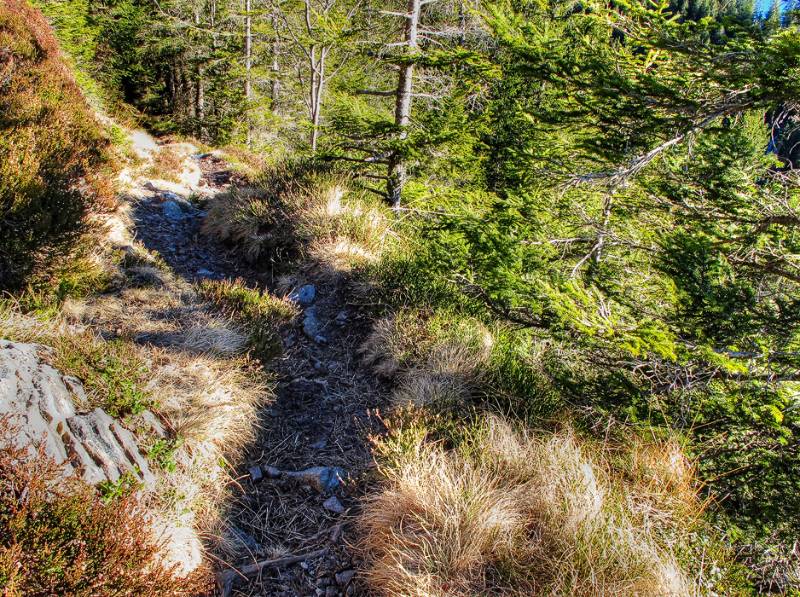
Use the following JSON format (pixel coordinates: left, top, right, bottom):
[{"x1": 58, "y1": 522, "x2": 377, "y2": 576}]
[{"x1": 0, "y1": 340, "x2": 154, "y2": 487}]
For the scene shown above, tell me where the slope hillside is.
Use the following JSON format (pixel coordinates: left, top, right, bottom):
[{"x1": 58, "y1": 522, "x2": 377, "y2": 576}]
[{"x1": 0, "y1": 0, "x2": 116, "y2": 290}]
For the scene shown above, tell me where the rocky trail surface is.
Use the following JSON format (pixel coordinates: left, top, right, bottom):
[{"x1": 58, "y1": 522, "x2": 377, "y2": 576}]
[{"x1": 127, "y1": 138, "x2": 390, "y2": 596}]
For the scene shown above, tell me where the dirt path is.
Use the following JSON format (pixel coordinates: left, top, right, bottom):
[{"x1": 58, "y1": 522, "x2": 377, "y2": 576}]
[{"x1": 128, "y1": 144, "x2": 389, "y2": 596}]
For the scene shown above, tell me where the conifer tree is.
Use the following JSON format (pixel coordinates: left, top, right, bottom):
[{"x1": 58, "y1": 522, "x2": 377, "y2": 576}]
[{"x1": 765, "y1": 0, "x2": 783, "y2": 30}]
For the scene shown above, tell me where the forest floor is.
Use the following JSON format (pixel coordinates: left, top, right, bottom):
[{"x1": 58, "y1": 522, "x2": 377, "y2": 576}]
[{"x1": 117, "y1": 134, "x2": 390, "y2": 595}]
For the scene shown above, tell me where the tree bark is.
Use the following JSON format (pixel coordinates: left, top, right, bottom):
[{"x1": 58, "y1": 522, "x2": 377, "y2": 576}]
[
  {"x1": 245, "y1": 0, "x2": 253, "y2": 145},
  {"x1": 387, "y1": 0, "x2": 421, "y2": 208},
  {"x1": 304, "y1": 0, "x2": 329, "y2": 153},
  {"x1": 309, "y1": 46, "x2": 326, "y2": 152},
  {"x1": 196, "y1": 64, "x2": 205, "y2": 140},
  {"x1": 271, "y1": 11, "x2": 281, "y2": 109}
]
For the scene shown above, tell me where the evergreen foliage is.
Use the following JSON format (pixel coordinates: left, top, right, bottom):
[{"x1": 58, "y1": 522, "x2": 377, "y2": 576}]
[{"x1": 10, "y1": 0, "x2": 800, "y2": 589}]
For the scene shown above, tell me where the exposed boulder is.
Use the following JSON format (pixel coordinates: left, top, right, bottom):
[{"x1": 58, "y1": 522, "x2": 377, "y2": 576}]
[
  {"x1": 0, "y1": 340, "x2": 155, "y2": 487},
  {"x1": 162, "y1": 200, "x2": 185, "y2": 222}
]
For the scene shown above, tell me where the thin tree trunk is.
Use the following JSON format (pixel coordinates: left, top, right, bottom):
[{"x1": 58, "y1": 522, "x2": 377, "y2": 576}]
[
  {"x1": 196, "y1": 64, "x2": 205, "y2": 140},
  {"x1": 387, "y1": 0, "x2": 421, "y2": 208},
  {"x1": 245, "y1": 0, "x2": 253, "y2": 146},
  {"x1": 194, "y1": 8, "x2": 206, "y2": 140},
  {"x1": 304, "y1": 0, "x2": 326, "y2": 152},
  {"x1": 309, "y1": 44, "x2": 318, "y2": 151},
  {"x1": 167, "y1": 65, "x2": 176, "y2": 112},
  {"x1": 271, "y1": 11, "x2": 281, "y2": 109},
  {"x1": 459, "y1": 0, "x2": 466, "y2": 42},
  {"x1": 310, "y1": 46, "x2": 326, "y2": 152}
]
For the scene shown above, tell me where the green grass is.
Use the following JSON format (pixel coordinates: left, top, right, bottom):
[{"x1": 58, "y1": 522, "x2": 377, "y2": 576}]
[
  {"x1": 197, "y1": 278, "x2": 298, "y2": 360},
  {"x1": 146, "y1": 437, "x2": 182, "y2": 473},
  {"x1": 51, "y1": 335, "x2": 154, "y2": 418}
]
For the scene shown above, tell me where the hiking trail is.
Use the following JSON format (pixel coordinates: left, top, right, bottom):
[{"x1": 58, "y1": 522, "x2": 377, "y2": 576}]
[{"x1": 108, "y1": 132, "x2": 390, "y2": 596}]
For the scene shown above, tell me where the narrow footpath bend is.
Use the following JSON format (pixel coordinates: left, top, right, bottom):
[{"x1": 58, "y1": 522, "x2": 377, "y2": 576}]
[{"x1": 130, "y1": 145, "x2": 391, "y2": 596}]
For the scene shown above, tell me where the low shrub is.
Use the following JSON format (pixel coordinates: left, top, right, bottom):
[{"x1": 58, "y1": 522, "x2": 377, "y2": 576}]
[
  {"x1": 0, "y1": 0, "x2": 117, "y2": 290},
  {"x1": 0, "y1": 420, "x2": 208, "y2": 595}
]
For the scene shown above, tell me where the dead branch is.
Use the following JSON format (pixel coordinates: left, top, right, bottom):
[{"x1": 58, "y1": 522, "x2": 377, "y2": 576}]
[{"x1": 217, "y1": 548, "x2": 328, "y2": 597}]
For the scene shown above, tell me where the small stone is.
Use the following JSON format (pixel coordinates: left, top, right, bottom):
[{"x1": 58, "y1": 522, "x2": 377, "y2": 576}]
[
  {"x1": 335, "y1": 311, "x2": 348, "y2": 325},
  {"x1": 300, "y1": 561, "x2": 309, "y2": 570},
  {"x1": 323, "y1": 495, "x2": 345, "y2": 514},
  {"x1": 310, "y1": 438, "x2": 328, "y2": 450},
  {"x1": 335, "y1": 570, "x2": 355, "y2": 586},
  {"x1": 286, "y1": 466, "x2": 347, "y2": 494},
  {"x1": 162, "y1": 201, "x2": 184, "y2": 222},
  {"x1": 289, "y1": 284, "x2": 316, "y2": 306},
  {"x1": 161, "y1": 191, "x2": 182, "y2": 202},
  {"x1": 196, "y1": 268, "x2": 215, "y2": 278},
  {"x1": 249, "y1": 465, "x2": 263, "y2": 482},
  {"x1": 303, "y1": 308, "x2": 321, "y2": 338},
  {"x1": 314, "y1": 334, "x2": 328, "y2": 345},
  {"x1": 228, "y1": 524, "x2": 262, "y2": 555}
]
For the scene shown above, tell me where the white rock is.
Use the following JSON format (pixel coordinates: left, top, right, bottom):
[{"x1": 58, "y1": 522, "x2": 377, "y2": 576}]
[{"x1": 0, "y1": 340, "x2": 155, "y2": 487}]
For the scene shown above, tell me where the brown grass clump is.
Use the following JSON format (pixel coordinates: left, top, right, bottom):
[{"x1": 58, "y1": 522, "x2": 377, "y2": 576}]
[
  {"x1": 0, "y1": 0, "x2": 117, "y2": 289},
  {"x1": 146, "y1": 145, "x2": 184, "y2": 182},
  {"x1": 361, "y1": 311, "x2": 494, "y2": 407},
  {"x1": 0, "y1": 419, "x2": 209, "y2": 595},
  {"x1": 201, "y1": 163, "x2": 396, "y2": 272},
  {"x1": 217, "y1": 144, "x2": 266, "y2": 178},
  {"x1": 360, "y1": 413, "x2": 701, "y2": 596}
]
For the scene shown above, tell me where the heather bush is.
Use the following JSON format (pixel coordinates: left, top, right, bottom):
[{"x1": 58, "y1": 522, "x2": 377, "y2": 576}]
[
  {"x1": 0, "y1": 0, "x2": 116, "y2": 290},
  {"x1": 0, "y1": 419, "x2": 208, "y2": 595}
]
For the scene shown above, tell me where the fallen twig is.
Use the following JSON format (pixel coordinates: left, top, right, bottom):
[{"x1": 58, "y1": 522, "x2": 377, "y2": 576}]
[{"x1": 217, "y1": 548, "x2": 328, "y2": 597}]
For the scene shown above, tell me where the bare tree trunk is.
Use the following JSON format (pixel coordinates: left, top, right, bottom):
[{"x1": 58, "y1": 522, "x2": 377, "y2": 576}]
[
  {"x1": 309, "y1": 46, "x2": 326, "y2": 152},
  {"x1": 245, "y1": 0, "x2": 253, "y2": 146},
  {"x1": 167, "y1": 66, "x2": 177, "y2": 112},
  {"x1": 387, "y1": 0, "x2": 421, "y2": 208},
  {"x1": 196, "y1": 64, "x2": 205, "y2": 140},
  {"x1": 459, "y1": 0, "x2": 467, "y2": 42},
  {"x1": 194, "y1": 9, "x2": 206, "y2": 140},
  {"x1": 271, "y1": 12, "x2": 281, "y2": 109},
  {"x1": 304, "y1": 0, "x2": 327, "y2": 152}
]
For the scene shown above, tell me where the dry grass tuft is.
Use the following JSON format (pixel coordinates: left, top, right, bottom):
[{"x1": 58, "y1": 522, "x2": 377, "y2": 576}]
[
  {"x1": 360, "y1": 413, "x2": 702, "y2": 596},
  {"x1": 146, "y1": 146, "x2": 185, "y2": 183},
  {"x1": 361, "y1": 311, "x2": 494, "y2": 407},
  {"x1": 179, "y1": 322, "x2": 248, "y2": 356},
  {"x1": 202, "y1": 165, "x2": 397, "y2": 272}
]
